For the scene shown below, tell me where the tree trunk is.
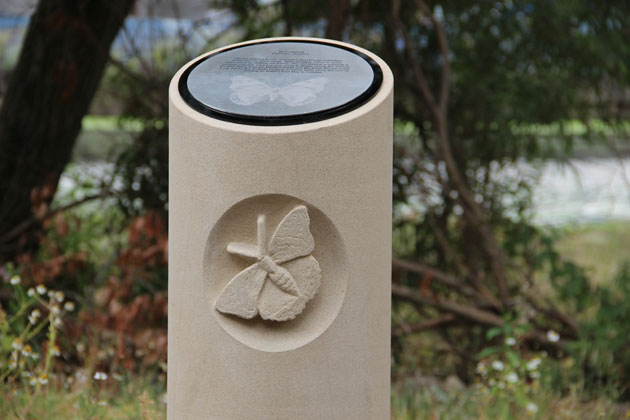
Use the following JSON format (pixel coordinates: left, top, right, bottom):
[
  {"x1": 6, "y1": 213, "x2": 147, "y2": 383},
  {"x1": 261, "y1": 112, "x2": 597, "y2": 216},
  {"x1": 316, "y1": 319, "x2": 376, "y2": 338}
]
[
  {"x1": 325, "y1": 0, "x2": 350, "y2": 40},
  {"x1": 0, "y1": 0, "x2": 135, "y2": 261}
]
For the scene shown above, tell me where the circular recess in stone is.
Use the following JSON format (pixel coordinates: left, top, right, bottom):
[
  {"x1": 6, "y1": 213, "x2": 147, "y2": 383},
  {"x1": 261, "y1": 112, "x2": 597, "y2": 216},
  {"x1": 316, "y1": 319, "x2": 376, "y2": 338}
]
[
  {"x1": 179, "y1": 39, "x2": 383, "y2": 125},
  {"x1": 204, "y1": 194, "x2": 348, "y2": 352}
]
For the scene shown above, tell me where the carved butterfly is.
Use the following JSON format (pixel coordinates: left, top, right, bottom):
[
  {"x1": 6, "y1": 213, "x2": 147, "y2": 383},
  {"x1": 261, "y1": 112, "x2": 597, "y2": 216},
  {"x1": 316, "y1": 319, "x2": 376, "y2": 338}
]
[
  {"x1": 215, "y1": 205, "x2": 321, "y2": 322},
  {"x1": 229, "y1": 76, "x2": 328, "y2": 107}
]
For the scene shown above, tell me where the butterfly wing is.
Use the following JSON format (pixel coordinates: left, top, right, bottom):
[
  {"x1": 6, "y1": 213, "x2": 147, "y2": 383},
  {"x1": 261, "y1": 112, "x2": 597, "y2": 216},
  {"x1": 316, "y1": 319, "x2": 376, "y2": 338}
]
[
  {"x1": 258, "y1": 255, "x2": 321, "y2": 321},
  {"x1": 268, "y1": 205, "x2": 315, "y2": 264},
  {"x1": 229, "y1": 76, "x2": 272, "y2": 106},
  {"x1": 278, "y1": 77, "x2": 328, "y2": 107},
  {"x1": 215, "y1": 264, "x2": 267, "y2": 319}
]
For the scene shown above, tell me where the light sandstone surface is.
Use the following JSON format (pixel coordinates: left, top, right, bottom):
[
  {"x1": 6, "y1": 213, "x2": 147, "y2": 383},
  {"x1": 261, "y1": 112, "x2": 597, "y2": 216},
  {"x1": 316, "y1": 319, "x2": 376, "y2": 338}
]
[{"x1": 168, "y1": 37, "x2": 393, "y2": 420}]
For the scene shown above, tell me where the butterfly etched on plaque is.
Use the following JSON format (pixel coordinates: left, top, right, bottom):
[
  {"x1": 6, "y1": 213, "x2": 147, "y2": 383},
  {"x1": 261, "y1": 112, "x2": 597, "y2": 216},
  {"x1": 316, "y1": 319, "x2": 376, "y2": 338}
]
[
  {"x1": 229, "y1": 76, "x2": 328, "y2": 107},
  {"x1": 215, "y1": 205, "x2": 321, "y2": 322}
]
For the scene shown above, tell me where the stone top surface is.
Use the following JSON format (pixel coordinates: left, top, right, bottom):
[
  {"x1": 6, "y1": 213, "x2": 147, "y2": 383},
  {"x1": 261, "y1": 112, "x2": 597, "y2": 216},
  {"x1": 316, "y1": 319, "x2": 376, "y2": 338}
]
[{"x1": 178, "y1": 39, "x2": 382, "y2": 125}]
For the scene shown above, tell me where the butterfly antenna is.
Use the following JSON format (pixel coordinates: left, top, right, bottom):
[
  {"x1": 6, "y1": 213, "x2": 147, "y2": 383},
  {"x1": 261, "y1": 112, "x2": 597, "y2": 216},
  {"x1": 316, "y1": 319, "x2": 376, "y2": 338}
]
[{"x1": 257, "y1": 215, "x2": 267, "y2": 257}]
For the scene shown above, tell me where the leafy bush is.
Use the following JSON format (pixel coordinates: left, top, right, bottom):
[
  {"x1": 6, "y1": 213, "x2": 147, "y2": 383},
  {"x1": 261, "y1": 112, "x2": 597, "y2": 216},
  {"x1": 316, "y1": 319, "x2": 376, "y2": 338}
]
[
  {"x1": 0, "y1": 270, "x2": 75, "y2": 389},
  {"x1": 572, "y1": 263, "x2": 630, "y2": 399},
  {"x1": 1, "y1": 200, "x2": 167, "y2": 379}
]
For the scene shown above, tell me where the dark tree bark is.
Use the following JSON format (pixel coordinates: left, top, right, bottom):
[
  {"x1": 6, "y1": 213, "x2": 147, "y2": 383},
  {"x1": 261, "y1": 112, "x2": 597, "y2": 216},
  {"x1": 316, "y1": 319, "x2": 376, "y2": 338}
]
[
  {"x1": 0, "y1": 0, "x2": 135, "y2": 261},
  {"x1": 281, "y1": 0, "x2": 292, "y2": 36},
  {"x1": 325, "y1": 0, "x2": 350, "y2": 40}
]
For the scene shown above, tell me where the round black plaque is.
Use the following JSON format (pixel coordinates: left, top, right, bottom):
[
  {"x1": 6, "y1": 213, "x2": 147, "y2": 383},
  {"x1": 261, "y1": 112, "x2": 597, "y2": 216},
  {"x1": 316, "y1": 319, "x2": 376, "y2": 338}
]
[{"x1": 178, "y1": 39, "x2": 383, "y2": 126}]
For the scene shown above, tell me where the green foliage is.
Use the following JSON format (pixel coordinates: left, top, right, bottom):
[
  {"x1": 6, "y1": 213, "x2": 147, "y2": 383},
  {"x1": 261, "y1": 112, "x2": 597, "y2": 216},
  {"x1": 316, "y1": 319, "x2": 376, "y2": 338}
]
[
  {"x1": 393, "y1": 315, "x2": 626, "y2": 418},
  {"x1": 405, "y1": 1, "x2": 628, "y2": 159},
  {"x1": 2, "y1": 182, "x2": 166, "y2": 377},
  {"x1": 99, "y1": 62, "x2": 170, "y2": 216},
  {"x1": 114, "y1": 125, "x2": 169, "y2": 215},
  {"x1": 474, "y1": 319, "x2": 545, "y2": 415},
  {"x1": 502, "y1": 222, "x2": 592, "y2": 311},
  {"x1": 0, "y1": 269, "x2": 75, "y2": 390},
  {"x1": 573, "y1": 263, "x2": 630, "y2": 399}
]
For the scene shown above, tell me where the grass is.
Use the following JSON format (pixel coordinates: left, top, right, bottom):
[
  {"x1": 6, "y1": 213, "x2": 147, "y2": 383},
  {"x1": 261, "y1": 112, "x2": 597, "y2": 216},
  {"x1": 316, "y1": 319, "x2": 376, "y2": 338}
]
[
  {"x1": 82, "y1": 115, "x2": 143, "y2": 132},
  {"x1": 0, "y1": 378, "x2": 166, "y2": 420},
  {"x1": 72, "y1": 130, "x2": 133, "y2": 162},
  {"x1": 72, "y1": 115, "x2": 137, "y2": 162},
  {"x1": 2, "y1": 381, "x2": 626, "y2": 420},
  {"x1": 555, "y1": 221, "x2": 630, "y2": 286},
  {"x1": 392, "y1": 384, "x2": 628, "y2": 420}
]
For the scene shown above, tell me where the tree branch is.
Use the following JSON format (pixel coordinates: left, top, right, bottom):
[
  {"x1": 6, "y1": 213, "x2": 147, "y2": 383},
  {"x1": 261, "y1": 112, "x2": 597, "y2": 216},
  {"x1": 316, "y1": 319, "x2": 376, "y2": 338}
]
[
  {"x1": 392, "y1": 314, "x2": 458, "y2": 337},
  {"x1": 393, "y1": 257, "x2": 477, "y2": 297},
  {"x1": 0, "y1": 192, "x2": 112, "y2": 247},
  {"x1": 414, "y1": 0, "x2": 450, "y2": 114},
  {"x1": 392, "y1": 0, "x2": 438, "y2": 116},
  {"x1": 392, "y1": 283, "x2": 504, "y2": 326},
  {"x1": 392, "y1": 0, "x2": 511, "y2": 301}
]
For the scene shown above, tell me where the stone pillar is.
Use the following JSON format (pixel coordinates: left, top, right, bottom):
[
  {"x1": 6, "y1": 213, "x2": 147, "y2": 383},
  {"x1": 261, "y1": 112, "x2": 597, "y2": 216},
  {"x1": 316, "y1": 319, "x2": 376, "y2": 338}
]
[{"x1": 168, "y1": 37, "x2": 393, "y2": 420}]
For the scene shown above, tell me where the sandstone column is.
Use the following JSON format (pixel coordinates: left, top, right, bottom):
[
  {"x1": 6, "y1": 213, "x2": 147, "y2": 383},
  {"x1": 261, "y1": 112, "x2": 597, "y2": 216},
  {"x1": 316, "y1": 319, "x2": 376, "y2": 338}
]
[{"x1": 169, "y1": 37, "x2": 393, "y2": 420}]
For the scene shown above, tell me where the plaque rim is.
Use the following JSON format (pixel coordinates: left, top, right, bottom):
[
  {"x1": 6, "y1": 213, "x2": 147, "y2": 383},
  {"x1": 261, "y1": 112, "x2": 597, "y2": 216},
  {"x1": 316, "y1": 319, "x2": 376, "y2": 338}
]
[{"x1": 178, "y1": 39, "x2": 384, "y2": 126}]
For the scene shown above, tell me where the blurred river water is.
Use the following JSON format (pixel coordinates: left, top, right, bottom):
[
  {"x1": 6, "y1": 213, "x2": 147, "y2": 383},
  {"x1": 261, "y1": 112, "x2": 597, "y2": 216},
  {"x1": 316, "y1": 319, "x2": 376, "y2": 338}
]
[
  {"x1": 59, "y1": 157, "x2": 630, "y2": 227},
  {"x1": 532, "y1": 158, "x2": 630, "y2": 225}
]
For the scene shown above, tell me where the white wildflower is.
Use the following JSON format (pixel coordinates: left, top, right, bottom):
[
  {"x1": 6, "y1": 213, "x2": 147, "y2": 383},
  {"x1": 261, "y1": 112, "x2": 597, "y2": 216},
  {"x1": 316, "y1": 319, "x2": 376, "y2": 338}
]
[
  {"x1": 504, "y1": 337, "x2": 516, "y2": 346},
  {"x1": 36, "y1": 284, "x2": 47, "y2": 295},
  {"x1": 547, "y1": 330, "x2": 560, "y2": 342},
  {"x1": 55, "y1": 291, "x2": 64, "y2": 303},
  {"x1": 505, "y1": 372, "x2": 519, "y2": 383},
  {"x1": 38, "y1": 374, "x2": 48, "y2": 385},
  {"x1": 12, "y1": 338, "x2": 22, "y2": 350},
  {"x1": 475, "y1": 361, "x2": 487, "y2": 376},
  {"x1": 93, "y1": 371, "x2": 108, "y2": 381},
  {"x1": 491, "y1": 360, "x2": 504, "y2": 371},
  {"x1": 527, "y1": 357, "x2": 542, "y2": 370},
  {"x1": 28, "y1": 308, "x2": 41, "y2": 325},
  {"x1": 9, "y1": 275, "x2": 21, "y2": 285},
  {"x1": 51, "y1": 345, "x2": 61, "y2": 357},
  {"x1": 526, "y1": 402, "x2": 538, "y2": 415},
  {"x1": 21, "y1": 345, "x2": 32, "y2": 357},
  {"x1": 51, "y1": 305, "x2": 61, "y2": 315},
  {"x1": 27, "y1": 288, "x2": 35, "y2": 297},
  {"x1": 64, "y1": 301, "x2": 75, "y2": 312}
]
